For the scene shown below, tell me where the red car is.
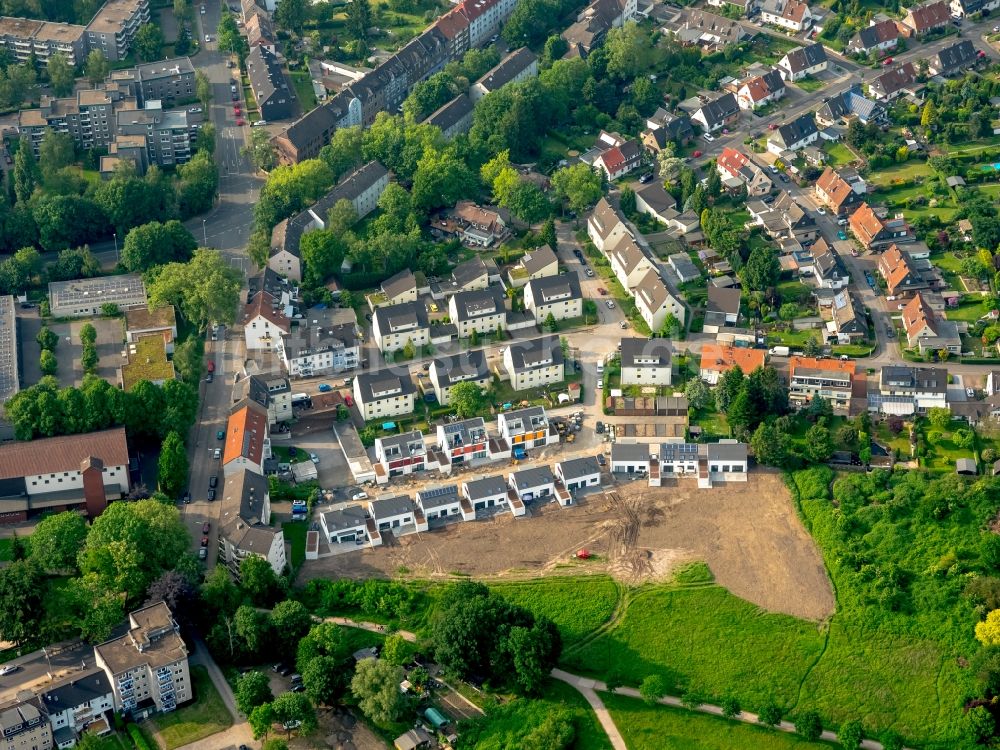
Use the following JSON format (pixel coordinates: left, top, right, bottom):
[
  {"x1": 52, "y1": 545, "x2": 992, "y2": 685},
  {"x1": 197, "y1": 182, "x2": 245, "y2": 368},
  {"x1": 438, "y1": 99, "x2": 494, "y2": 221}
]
[
  {"x1": 597, "y1": 288, "x2": 607, "y2": 295},
  {"x1": 344, "y1": 394, "x2": 354, "y2": 407},
  {"x1": 768, "y1": 123, "x2": 778, "y2": 130},
  {"x1": 234, "y1": 105, "x2": 241, "y2": 113},
  {"x1": 236, "y1": 118, "x2": 245, "y2": 126},
  {"x1": 882, "y1": 56, "x2": 893, "y2": 66},
  {"x1": 200, "y1": 536, "x2": 209, "y2": 547},
  {"x1": 692, "y1": 150, "x2": 702, "y2": 158}
]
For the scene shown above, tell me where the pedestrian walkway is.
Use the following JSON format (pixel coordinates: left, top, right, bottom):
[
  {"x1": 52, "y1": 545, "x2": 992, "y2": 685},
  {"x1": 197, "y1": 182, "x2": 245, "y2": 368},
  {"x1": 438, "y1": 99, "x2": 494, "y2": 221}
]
[
  {"x1": 322, "y1": 616, "x2": 417, "y2": 642},
  {"x1": 552, "y1": 669, "x2": 914, "y2": 750}
]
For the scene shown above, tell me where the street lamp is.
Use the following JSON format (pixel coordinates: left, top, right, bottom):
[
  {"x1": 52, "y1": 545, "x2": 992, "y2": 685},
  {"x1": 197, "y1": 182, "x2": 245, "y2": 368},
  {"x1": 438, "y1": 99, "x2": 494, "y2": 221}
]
[
  {"x1": 112, "y1": 232, "x2": 118, "y2": 264},
  {"x1": 203, "y1": 218, "x2": 208, "y2": 246}
]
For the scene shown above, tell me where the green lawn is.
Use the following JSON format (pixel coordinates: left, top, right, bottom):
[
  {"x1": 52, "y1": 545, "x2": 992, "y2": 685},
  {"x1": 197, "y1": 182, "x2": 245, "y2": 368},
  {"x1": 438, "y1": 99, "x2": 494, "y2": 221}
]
[
  {"x1": 288, "y1": 69, "x2": 318, "y2": 112},
  {"x1": 946, "y1": 297, "x2": 992, "y2": 322},
  {"x1": 564, "y1": 575, "x2": 827, "y2": 711},
  {"x1": 822, "y1": 142, "x2": 856, "y2": 167},
  {"x1": 282, "y1": 520, "x2": 308, "y2": 570},
  {"x1": 491, "y1": 577, "x2": 621, "y2": 649},
  {"x1": 794, "y1": 76, "x2": 826, "y2": 93},
  {"x1": 457, "y1": 678, "x2": 613, "y2": 750},
  {"x1": 923, "y1": 419, "x2": 977, "y2": 472},
  {"x1": 603, "y1": 694, "x2": 840, "y2": 750},
  {"x1": 691, "y1": 408, "x2": 730, "y2": 440},
  {"x1": 868, "y1": 161, "x2": 933, "y2": 186},
  {"x1": 149, "y1": 666, "x2": 233, "y2": 749}
]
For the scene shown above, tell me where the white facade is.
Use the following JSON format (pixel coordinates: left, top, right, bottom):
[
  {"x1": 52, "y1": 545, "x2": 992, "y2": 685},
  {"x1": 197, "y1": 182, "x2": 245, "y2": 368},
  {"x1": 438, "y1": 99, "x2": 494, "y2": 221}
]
[
  {"x1": 555, "y1": 458, "x2": 601, "y2": 490},
  {"x1": 244, "y1": 312, "x2": 288, "y2": 351},
  {"x1": 353, "y1": 376, "x2": 416, "y2": 421},
  {"x1": 24, "y1": 462, "x2": 128, "y2": 498},
  {"x1": 523, "y1": 279, "x2": 583, "y2": 322},
  {"x1": 503, "y1": 344, "x2": 564, "y2": 392}
]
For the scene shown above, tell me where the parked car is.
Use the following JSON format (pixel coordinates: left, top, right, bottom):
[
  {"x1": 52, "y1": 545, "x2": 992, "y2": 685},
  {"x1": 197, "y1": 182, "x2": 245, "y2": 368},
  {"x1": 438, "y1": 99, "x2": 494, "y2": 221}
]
[
  {"x1": 586, "y1": 268, "x2": 595, "y2": 277},
  {"x1": 202, "y1": 522, "x2": 210, "y2": 534},
  {"x1": 189, "y1": 107, "x2": 202, "y2": 113},
  {"x1": 209, "y1": 475, "x2": 218, "y2": 488},
  {"x1": 0, "y1": 665, "x2": 19, "y2": 676},
  {"x1": 352, "y1": 491, "x2": 369, "y2": 501},
  {"x1": 310, "y1": 453, "x2": 319, "y2": 464},
  {"x1": 236, "y1": 118, "x2": 245, "y2": 126},
  {"x1": 207, "y1": 489, "x2": 216, "y2": 501},
  {"x1": 318, "y1": 383, "x2": 332, "y2": 392},
  {"x1": 213, "y1": 448, "x2": 221, "y2": 459},
  {"x1": 597, "y1": 287, "x2": 607, "y2": 295},
  {"x1": 606, "y1": 300, "x2": 615, "y2": 309},
  {"x1": 206, "y1": 372, "x2": 214, "y2": 383},
  {"x1": 597, "y1": 379, "x2": 604, "y2": 389},
  {"x1": 639, "y1": 173, "x2": 653, "y2": 183},
  {"x1": 778, "y1": 173, "x2": 789, "y2": 183},
  {"x1": 768, "y1": 165, "x2": 779, "y2": 174},
  {"x1": 597, "y1": 454, "x2": 606, "y2": 467},
  {"x1": 199, "y1": 548, "x2": 207, "y2": 560},
  {"x1": 216, "y1": 430, "x2": 225, "y2": 440},
  {"x1": 968, "y1": 387, "x2": 976, "y2": 398},
  {"x1": 816, "y1": 207, "x2": 826, "y2": 215},
  {"x1": 200, "y1": 536, "x2": 209, "y2": 547},
  {"x1": 838, "y1": 230, "x2": 848, "y2": 240},
  {"x1": 882, "y1": 57, "x2": 893, "y2": 66},
  {"x1": 595, "y1": 421, "x2": 605, "y2": 434},
  {"x1": 620, "y1": 321, "x2": 627, "y2": 329},
  {"x1": 702, "y1": 133, "x2": 715, "y2": 142}
]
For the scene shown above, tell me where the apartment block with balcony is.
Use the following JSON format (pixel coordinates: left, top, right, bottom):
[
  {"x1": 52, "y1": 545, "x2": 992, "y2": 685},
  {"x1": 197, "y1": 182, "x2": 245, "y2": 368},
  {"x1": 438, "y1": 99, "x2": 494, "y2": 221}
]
[
  {"x1": 788, "y1": 355, "x2": 856, "y2": 412},
  {"x1": 94, "y1": 602, "x2": 191, "y2": 720},
  {"x1": 116, "y1": 104, "x2": 194, "y2": 167},
  {"x1": 86, "y1": 0, "x2": 151, "y2": 61}
]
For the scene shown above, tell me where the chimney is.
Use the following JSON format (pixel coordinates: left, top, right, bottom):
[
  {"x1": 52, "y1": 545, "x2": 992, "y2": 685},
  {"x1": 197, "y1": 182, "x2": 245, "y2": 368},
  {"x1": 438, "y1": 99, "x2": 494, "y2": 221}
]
[{"x1": 81, "y1": 456, "x2": 108, "y2": 518}]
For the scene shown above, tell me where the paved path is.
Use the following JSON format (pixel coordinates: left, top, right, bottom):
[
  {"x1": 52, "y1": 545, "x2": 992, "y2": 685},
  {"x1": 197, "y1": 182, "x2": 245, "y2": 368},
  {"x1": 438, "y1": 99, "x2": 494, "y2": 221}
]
[
  {"x1": 322, "y1": 616, "x2": 417, "y2": 642},
  {"x1": 552, "y1": 669, "x2": 915, "y2": 750}
]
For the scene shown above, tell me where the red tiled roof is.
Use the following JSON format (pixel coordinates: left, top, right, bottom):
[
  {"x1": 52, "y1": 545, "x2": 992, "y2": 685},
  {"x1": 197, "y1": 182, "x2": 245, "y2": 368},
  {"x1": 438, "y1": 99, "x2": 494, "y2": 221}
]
[
  {"x1": 699, "y1": 344, "x2": 766, "y2": 374},
  {"x1": 906, "y1": 0, "x2": 949, "y2": 31},
  {"x1": 717, "y1": 147, "x2": 749, "y2": 177},
  {"x1": 789, "y1": 355, "x2": 856, "y2": 378},
  {"x1": 599, "y1": 146, "x2": 626, "y2": 173},
  {"x1": 244, "y1": 290, "x2": 290, "y2": 333},
  {"x1": 902, "y1": 292, "x2": 937, "y2": 339},
  {"x1": 878, "y1": 244, "x2": 916, "y2": 295},
  {"x1": 0, "y1": 428, "x2": 129, "y2": 479},
  {"x1": 815, "y1": 167, "x2": 856, "y2": 210},
  {"x1": 849, "y1": 202, "x2": 885, "y2": 248},
  {"x1": 224, "y1": 403, "x2": 269, "y2": 466}
]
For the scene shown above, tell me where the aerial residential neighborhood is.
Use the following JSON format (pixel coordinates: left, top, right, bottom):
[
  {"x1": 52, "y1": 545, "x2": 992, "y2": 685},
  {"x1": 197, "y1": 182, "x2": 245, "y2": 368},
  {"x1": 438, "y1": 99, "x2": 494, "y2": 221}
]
[{"x1": 5, "y1": 0, "x2": 1000, "y2": 746}]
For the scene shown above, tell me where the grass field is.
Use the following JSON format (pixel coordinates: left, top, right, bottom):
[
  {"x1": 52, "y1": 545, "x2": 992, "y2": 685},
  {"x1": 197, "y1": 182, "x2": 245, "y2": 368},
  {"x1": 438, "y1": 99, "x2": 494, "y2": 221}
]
[
  {"x1": 282, "y1": 520, "x2": 308, "y2": 570},
  {"x1": 458, "y1": 678, "x2": 613, "y2": 750},
  {"x1": 288, "y1": 69, "x2": 318, "y2": 112},
  {"x1": 868, "y1": 161, "x2": 933, "y2": 186},
  {"x1": 149, "y1": 666, "x2": 232, "y2": 749},
  {"x1": 822, "y1": 142, "x2": 856, "y2": 167},
  {"x1": 603, "y1": 694, "x2": 840, "y2": 750},
  {"x1": 492, "y1": 577, "x2": 621, "y2": 649},
  {"x1": 564, "y1": 582, "x2": 826, "y2": 710}
]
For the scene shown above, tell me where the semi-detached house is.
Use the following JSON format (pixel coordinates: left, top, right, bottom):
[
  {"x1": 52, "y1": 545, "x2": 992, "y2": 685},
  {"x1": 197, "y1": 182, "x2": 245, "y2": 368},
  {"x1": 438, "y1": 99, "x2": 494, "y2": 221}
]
[
  {"x1": 416, "y1": 484, "x2": 474, "y2": 522},
  {"x1": 768, "y1": 113, "x2": 819, "y2": 154},
  {"x1": 814, "y1": 167, "x2": 865, "y2": 217},
  {"x1": 463, "y1": 474, "x2": 515, "y2": 514},
  {"x1": 374, "y1": 430, "x2": 431, "y2": 478},
  {"x1": 498, "y1": 406, "x2": 557, "y2": 450},
  {"x1": 691, "y1": 92, "x2": 739, "y2": 132},
  {"x1": 871, "y1": 365, "x2": 948, "y2": 414},
  {"x1": 524, "y1": 274, "x2": 583, "y2": 323},
  {"x1": 436, "y1": 417, "x2": 491, "y2": 467},
  {"x1": 736, "y1": 69, "x2": 786, "y2": 110},
  {"x1": 609, "y1": 236, "x2": 655, "y2": 290},
  {"x1": 587, "y1": 198, "x2": 631, "y2": 252},
  {"x1": 633, "y1": 269, "x2": 685, "y2": 332},
  {"x1": 716, "y1": 147, "x2": 772, "y2": 196}
]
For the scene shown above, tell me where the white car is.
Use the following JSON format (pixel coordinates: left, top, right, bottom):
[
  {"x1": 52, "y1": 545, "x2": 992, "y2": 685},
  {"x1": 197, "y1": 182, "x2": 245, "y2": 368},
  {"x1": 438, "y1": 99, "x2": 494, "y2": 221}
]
[
  {"x1": 768, "y1": 165, "x2": 779, "y2": 174},
  {"x1": 189, "y1": 107, "x2": 202, "y2": 113},
  {"x1": 310, "y1": 453, "x2": 319, "y2": 464},
  {"x1": 816, "y1": 207, "x2": 826, "y2": 215},
  {"x1": 606, "y1": 300, "x2": 615, "y2": 309},
  {"x1": 205, "y1": 35, "x2": 212, "y2": 42},
  {"x1": 200, "y1": 5, "x2": 206, "y2": 12},
  {"x1": 586, "y1": 268, "x2": 595, "y2": 277},
  {"x1": 352, "y1": 491, "x2": 368, "y2": 501},
  {"x1": 597, "y1": 379, "x2": 604, "y2": 389},
  {"x1": 967, "y1": 387, "x2": 976, "y2": 398},
  {"x1": 702, "y1": 133, "x2": 715, "y2": 143},
  {"x1": 0, "y1": 665, "x2": 18, "y2": 676}
]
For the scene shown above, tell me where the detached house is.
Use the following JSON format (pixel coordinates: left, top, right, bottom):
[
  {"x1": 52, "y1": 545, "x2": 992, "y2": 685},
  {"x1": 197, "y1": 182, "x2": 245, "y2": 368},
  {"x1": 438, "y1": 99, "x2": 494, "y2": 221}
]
[
  {"x1": 828, "y1": 289, "x2": 869, "y2": 343},
  {"x1": 849, "y1": 202, "x2": 913, "y2": 250},
  {"x1": 871, "y1": 365, "x2": 947, "y2": 414},
  {"x1": 503, "y1": 337, "x2": 564, "y2": 391},
  {"x1": 759, "y1": 0, "x2": 813, "y2": 31},
  {"x1": 928, "y1": 40, "x2": 980, "y2": 76},
  {"x1": 902, "y1": 293, "x2": 961, "y2": 354},
  {"x1": 555, "y1": 456, "x2": 602, "y2": 492},
  {"x1": 699, "y1": 344, "x2": 765, "y2": 383},
  {"x1": 594, "y1": 140, "x2": 643, "y2": 181},
  {"x1": 736, "y1": 69, "x2": 786, "y2": 110},
  {"x1": 768, "y1": 113, "x2": 819, "y2": 154},
  {"x1": 703, "y1": 286, "x2": 742, "y2": 333},
  {"x1": 508, "y1": 246, "x2": 558, "y2": 287},
  {"x1": 588, "y1": 198, "x2": 631, "y2": 252},
  {"x1": 641, "y1": 109, "x2": 694, "y2": 154},
  {"x1": 634, "y1": 269, "x2": 685, "y2": 332},
  {"x1": 717, "y1": 147, "x2": 773, "y2": 196},
  {"x1": 748, "y1": 191, "x2": 818, "y2": 243},
  {"x1": 848, "y1": 19, "x2": 900, "y2": 56},
  {"x1": 869, "y1": 62, "x2": 920, "y2": 101},
  {"x1": 448, "y1": 287, "x2": 507, "y2": 339},
  {"x1": 814, "y1": 167, "x2": 865, "y2": 217},
  {"x1": 815, "y1": 87, "x2": 886, "y2": 126},
  {"x1": 449, "y1": 256, "x2": 498, "y2": 292},
  {"x1": 810, "y1": 238, "x2": 849, "y2": 289},
  {"x1": 620, "y1": 337, "x2": 673, "y2": 386},
  {"x1": 878, "y1": 244, "x2": 927, "y2": 298},
  {"x1": 498, "y1": 406, "x2": 558, "y2": 449},
  {"x1": 371, "y1": 269, "x2": 418, "y2": 309},
  {"x1": 777, "y1": 43, "x2": 827, "y2": 81},
  {"x1": 524, "y1": 274, "x2": 583, "y2": 323},
  {"x1": 353, "y1": 370, "x2": 417, "y2": 421},
  {"x1": 509, "y1": 465, "x2": 556, "y2": 503},
  {"x1": 691, "y1": 92, "x2": 739, "y2": 132},
  {"x1": 609, "y1": 236, "x2": 656, "y2": 290},
  {"x1": 242, "y1": 288, "x2": 290, "y2": 351},
  {"x1": 952, "y1": 0, "x2": 1000, "y2": 17},
  {"x1": 902, "y1": 0, "x2": 950, "y2": 35},
  {"x1": 371, "y1": 302, "x2": 430, "y2": 354},
  {"x1": 428, "y1": 350, "x2": 490, "y2": 406},
  {"x1": 636, "y1": 181, "x2": 680, "y2": 224},
  {"x1": 463, "y1": 474, "x2": 512, "y2": 514}
]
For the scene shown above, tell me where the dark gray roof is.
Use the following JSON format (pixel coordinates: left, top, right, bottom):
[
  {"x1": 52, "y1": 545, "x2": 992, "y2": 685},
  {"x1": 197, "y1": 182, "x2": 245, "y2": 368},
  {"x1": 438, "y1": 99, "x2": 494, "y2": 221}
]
[
  {"x1": 426, "y1": 93, "x2": 474, "y2": 132},
  {"x1": 416, "y1": 484, "x2": 459, "y2": 509},
  {"x1": 707, "y1": 442, "x2": 748, "y2": 461},
  {"x1": 356, "y1": 370, "x2": 416, "y2": 402},
  {"x1": 464, "y1": 474, "x2": 508, "y2": 500},
  {"x1": 500, "y1": 405, "x2": 548, "y2": 432},
  {"x1": 620, "y1": 337, "x2": 672, "y2": 369},
  {"x1": 313, "y1": 161, "x2": 389, "y2": 212},
  {"x1": 931, "y1": 39, "x2": 978, "y2": 73},
  {"x1": 880, "y1": 365, "x2": 947, "y2": 392},
  {"x1": 696, "y1": 92, "x2": 738, "y2": 129},
  {"x1": 439, "y1": 417, "x2": 488, "y2": 449},
  {"x1": 377, "y1": 430, "x2": 426, "y2": 457},
  {"x1": 246, "y1": 46, "x2": 293, "y2": 109},
  {"x1": 558, "y1": 455, "x2": 600, "y2": 480},
  {"x1": 525, "y1": 274, "x2": 581, "y2": 305},
  {"x1": 521, "y1": 246, "x2": 558, "y2": 276},
  {"x1": 707, "y1": 285, "x2": 741, "y2": 316},
  {"x1": 505, "y1": 336, "x2": 563, "y2": 372},
  {"x1": 381, "y1": 269, "x2": 417, "y2": 300},
  {"x1": 782, "y1": 43, "x2": 827, "y2": 73},
  {"x1": 322, "y1": 505, "x2": 368, "y2": 532},
  {"x1": 373, "y1": 301, "x2": 429, "y2": 335},
  {"x1": 451, "y1": 257, "x2": 496, "y2": 288},
  {"x1": 451, "y1": 287, "x2": 506, "y2": 322},
  {"x1": 219, "y1": 469, "x2": 279, "y2": 556},
  {"x1": 511, "y1": 465, "x2": 555, "y2": 490},
  {"x1": 611, "y1": 443, "x2": 652, "y2": 462},
  {"x1": 475, "y1": 47, "x2": 538, "y2": 92},
  {"x1": 40, "y1": 670, "x2": 112, "y2": 711},
  {"x1": 370, "y1": 495, "x2": 415, "y2": 519},
  {"x1": 636, "y1": 181, "x2": 677, "y2": 214},
  {"x1": 431, "y1": 350, "x2": 489, "y2": 387},
  {"x1": 659, "y1": 442, "x2": 700, "y2": 461},
  {"x1": 775, "y1": 113, "x2": 817, "y2": 147}
]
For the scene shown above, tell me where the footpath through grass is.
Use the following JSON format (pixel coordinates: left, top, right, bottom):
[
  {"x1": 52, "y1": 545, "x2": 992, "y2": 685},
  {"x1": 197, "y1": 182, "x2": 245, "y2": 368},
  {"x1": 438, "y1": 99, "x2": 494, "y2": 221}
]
[
  {"x1": 603, "y1": 694, "x2": 840, "y2": 750},
  {"x1": 148, "y1": 665, "x2": 232, "y2": 749}
]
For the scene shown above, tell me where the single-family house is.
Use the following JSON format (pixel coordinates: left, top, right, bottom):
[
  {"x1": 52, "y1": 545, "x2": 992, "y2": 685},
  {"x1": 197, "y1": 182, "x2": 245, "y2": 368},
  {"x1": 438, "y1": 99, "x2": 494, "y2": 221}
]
[
  {"x1": 768, "y1": 113, "x2": 819, "y2": 154},
  {"x1": 815, "y1": 87, "x2": 886, "y2": 126},
  {"x1": 320, "y1": 505, "x2": 369, "y2": 545},
  {"x1": 736, "y1": 68, "x2": 786, "y2": 110},
  {"x1": 509, "y1": 246, "x2": 558, "y2": 287},
  {"x1": 594, "y1": 140, "x2": 643, "y2": 180},
  {"x1": 462, "y1": 474, "x2": 511, "y2": 513},
  {"x1": 620, "y1": 337, "x2": 673, "y2": 386},
  {"x1": 902, "y1": 293, "x2": 961, "y2": 353},
  {"x1": 878, "y1": 244, "x2": 927, "y2": 297},
  {"x1": 635, "y1": 181, "x2": 680, "y2": 223},
  {"x1": 870, "y1": 364, "x2": 948, "y2": 414},
  {"x1": 415, "y1": 485, "x2": 472, "y2": 522},
  {"x1": 699, "y1": 344, "x2": 766, "y2": 383},
  {"x1": 503, "y1": 337, "x2": 565, "y2": 391},
  {"x1": 353, "y1": 370, "x2": 417, "y2": 421},
  {"x1": 449, "y1": 256, "x2": 498, "y2": 292},
  {"x1": 849, "y1": 203, "x2": 913, "y2": 250},
  {"x1": 951, "y1": 0, "x2": 1000, "y2": 17},
  {"x1": 928, "y1": 40, "x2": 980, "y2": 76},
  {"x1": 902, "y1": 0, "x2": 950, "y2": 35},
  {"x1": 436, "y1": 417, "x2": 491, "y2": 467},
  {"x1": 242, "y1": 289, "x2": 291, "y2": 351},
  {"x1": 848, "y1": 19, "x2": 900, "y2": 56},
  {"x1": 449, "y1": 202, "x2": 510, "y2": 248},
  {"x1": 428, "y1": 350, "x2": 490, "y2": 406},
  {"x1": 868, "y1": 62, "x2": 920, "y2": 101},
  {"x1": 829, "y1": 289, "x2": 868, "y2": 343},
  {"x1": 810, "y1": 238, "x2": 849, "y2": 289},
  {"x1": 222, "y1": 402, "x2": 270, "y2": 476},
  {"x1": 555, "y1": 456, "x2": 602, "y2": 492},
  {"x1": 372, "y1": 269, "x2": 418, "y2": 309},
  {"x1": 509, "y1": 465, "x2": 556, "y2": 502},
  {"x1": 703, "y1": 286, "x2": 741, "y2": 332},
  {"x1": 369, "y1": 496, "x2": 427, "y2": 534},
  {"x1": 524, "y1": 274, "x2": 583, "y2": 323},
  {"x1": 691, "y1": 92, "x2": 739, "y2": 132},
  {"x1": 610, "y1": 442, "x2": 652, "y2": 474},
  {"x1": 668, "y1": 252, "x2": 700, "y2": 283},
  {"x1": 716, "y1": 147, "x2": 773, "y2": 196},
  {"x1": 371, "y1": 302, "x2": 430, "y2": 354},
  {"x1": 814, "y1": 167, "x2": 865, "y2": 217},
  {"x1": 759, "y1": 0, "x2": 813, "y2": 31},
  {"x1": 777, "y1": 43, "x2": 827, "y2": 81}
]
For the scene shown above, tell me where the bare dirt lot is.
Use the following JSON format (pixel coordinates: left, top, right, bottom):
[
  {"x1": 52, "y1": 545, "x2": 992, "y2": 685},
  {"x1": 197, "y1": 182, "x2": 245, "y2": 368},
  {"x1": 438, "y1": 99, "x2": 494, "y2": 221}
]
[{"x1": 301, "y1": 471, "x2": 835, "y2": 621}]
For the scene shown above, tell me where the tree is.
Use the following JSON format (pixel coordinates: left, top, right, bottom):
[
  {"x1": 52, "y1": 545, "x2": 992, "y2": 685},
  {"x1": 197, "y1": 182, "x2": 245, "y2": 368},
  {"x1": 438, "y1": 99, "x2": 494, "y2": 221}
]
[
  {"x1": 604, "y1": 22, "x2": 653, "y2": 81},
  {"x1": 741, "y1": 245, "x2": 779, "y2": 293},
  {"x1": 244, "y1": 128, "x2": 277, "y2": 172},
  {"x1": 551, "y1": 163, "x2": 603, "y2": 217},
  {"x1": 46, "y1": 53, "x2": 75, "y2": 97},
  {"x1": 177, "y1": 151, "x2": 219, "y2": 216},
  {"x1": 381, "y1": 634, "x2": 411, "y2": 665},
  {"x1": 241, "y1": 555, "x2": 281, "y2": 606},
  {"x1": 271, "y1": 692, "x2": 317, "y2": 734},
  {"x1": 262, "y1": 741, "x2": 289, "y2": 750},
  {"x1": 39, "y1": 131, "x2": 75, "y2": 186},
  {"x1": 804, "y1": 423, "x2": 833, "y2": 463},
  {"x1": 966, "y1": 705, "x2": 995, "y2": 744},
  {"x1": 236, "y1": 671, "x2": 274, "y2": 715},
  {"x1": 684, "y1": 378, "x2": 712, "y2": 411},
  {"x1": 751, "y1": 422, "x2": 790, "y2": 467},
  {"x1": 351, "y1": 658, "x2": 406, "y2": 725},
  {"x1": 0, "y1": 560, "x2": 44, "y2": 645},
  {"x1": 411, "y1": 147, "x2": 477, "y2": 211},
  {"x1": 805, "y1": 395, "x2": 833, "y2": 422},
  {"x1": 145, "y1": 569, "x2": 197, "y2": 623},
  {"x1": 195, "y1": 70, "x2": 212, "y2": 108},
  {"x1": 620, "y1": 186, "x2": 636, "y2": 216},
  {"x1": 976, "y1": 609, "x2": 1000, "y2": 646},
  {"x1": 29, "y1": 511, "x2": 87, "y2": 573},
  {"x1": 447, "y1": 380, "x2": 484, "y2": 419},
  {"x1": 639, "y1": 674, "x2": 667, "y2": 705},
  {"x1": 270, "y1": 600, "x2": 313, "y2": 659},
  {"x1": 249, "y1": 703, "x2": 275, "y2": 740},
  {"x1": 507, "y1": 618, "x2": 561, "y2": 694},
  {"x1": 39, "y1": 349, "x2": 57, "y2": 376},
  {"x1": 659, "y1": 312, "x2": 680, "y2": 338},
  {"x1": 721, "y1": 696, "x2": 741, "y2": 719},
  {"x1": 147, "y1": 249, "x2": 242, "y2": 329},
  {"x1": 796, "y1": 710, "x2": 822, "y2": 741},
  {"x1": 13, "y1": 138, "x2": 39, "y2": 204},
  {"x1": 274, "y1": 0, "x2": 307, "y2": 33},
  {"x1": 544, "y1": 312, "x2": 559, "y2": 332},
  {"x1": 302, "y1": 655, "x2": 346, "y2": 706},
  {"x1": 79, "y1": 499, "x2": 190, "y2": 602},
  {"x1": 838, "y1": 720, "x2": 864, "y2": 750},
  {"x1": 157, "y1": 431, "x2": 188, "y2": 499},
  {"x1": 540, "y1": 218, "x2": 557, "y2": 252},
  {"x1": 716, "y1": 366, "x2": 745, "y2": 414},
  {"x1": 85, "y1": 49, "x2": 110, "y2": 86},
  {"x1": 920, "y1": 99, "x2": 937, "y2": 129},
  {"x1": 757, "y1": 701, "x2": 782, "y2": 726},
  {"x1": 928, "y1": 407, "x2": 952, "y2": 431},
  {"x1": 346, "y1": 0, "x2": 372, "y2": 42},
  {"x1": 122, "y1": 220, "x2": 197, "y2": 272},
  {"x1": 133, "y1": 23, "x2": 164, "y2": 61},
  {"x1": 36, "y1": 326, "x2": 58, "y2": 351}
]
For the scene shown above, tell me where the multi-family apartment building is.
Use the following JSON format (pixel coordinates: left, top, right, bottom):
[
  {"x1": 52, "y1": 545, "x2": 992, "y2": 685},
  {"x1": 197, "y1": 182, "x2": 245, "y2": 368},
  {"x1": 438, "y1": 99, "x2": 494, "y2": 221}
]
[
  {"x1": 0, "y1": 695, "x2": 53, "y2": 750},
  {"x1": 115, "y1": 103, "x2": 195, "y2": 168},
  {"x1": 0, "y1": 17, "x2": 86, "y2": 66},
  {"x1": 372, "y1": 302, "x2": 430, "y2": 354},
  {"x1": 110, "y1": 57, "x2": 195, "y2": 105},
  {"x1": 620, "y1": 337, "x2": 673, "y2": 387},
  {"x1": 94, "y1": 602, "x2": 191, "y2": 719},
  {"x1": 524, "y1": 274, "x2": 582, "y2": 323},
  {"x1": 503, "y1": 337, "x2": 564, "y2": 392},
  {"x1": 278, "y1": 322, "x2": 359, "y2": 377},
  {"x1": 247, "y1": 45, "x2": 296, "y2": 121},
  {"x1": 449, "y1": 287, "x2": 507, "y2": 339},
  {"x1": 428, "y1": 350, "x2": 490, "y2": 406},
  {"x1": 232, "y1": 372, "x2": 293, "y2": 426},
  {"x1": 41, "y1": 669, "x2": 115, "y2": 748},
  {"x1": 19, "y1": 88, "x2": 125, "y2": 155},
  {"x1": 354, "y1": 370, "x2": 417, "y2": 421},
  {"x1": 85, "y1": 0, "x2": 150, "y2": 61},
  {"x1": 222, "y1": 402, "x2": 271, "y2": 476},
  {"x1": 788, "y1": 355, "x2": 856, "y2": 412},
  {"x1": 218, "y1": 469, "x2": 286, "y2": 576},
  {"x1": 870, "y1": 365, "x2": 947, "y2": 415}
]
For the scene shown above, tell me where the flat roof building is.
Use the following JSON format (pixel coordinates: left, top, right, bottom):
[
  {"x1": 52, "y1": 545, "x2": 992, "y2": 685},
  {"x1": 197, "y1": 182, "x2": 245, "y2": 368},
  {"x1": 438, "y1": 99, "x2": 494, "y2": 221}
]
[{"x1": 48, "y1": 274, "x2": 147, "y2": 319}]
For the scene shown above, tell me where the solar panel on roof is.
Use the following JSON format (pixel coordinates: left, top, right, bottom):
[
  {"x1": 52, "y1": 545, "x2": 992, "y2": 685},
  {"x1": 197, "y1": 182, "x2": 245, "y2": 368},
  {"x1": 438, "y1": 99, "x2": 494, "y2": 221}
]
[{"x1": 419, "y1": 485, "x2": 457, "y2": 500}]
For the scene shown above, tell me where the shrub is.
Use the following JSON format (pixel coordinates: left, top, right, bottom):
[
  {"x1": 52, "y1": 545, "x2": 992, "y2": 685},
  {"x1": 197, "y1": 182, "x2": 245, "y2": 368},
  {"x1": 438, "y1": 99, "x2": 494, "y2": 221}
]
[
  {"x1": 796, "y1": 709, "x2": 822, "y2": 741},
  {"x1": 639, "y1": 674, "x2": 668, "y2": 705},
  {"x1": 757, "y1": 701, "x2": 782, "y2": 726},
  {"x1": 838, "y1": 719, "x2": 864, "y2": 750},
  {"x1": 721, "y1": 696, "x2": 741, "y2": 718},
  {"x1": 127, "y1": 724, "x2": 154, "y2": 750}
]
